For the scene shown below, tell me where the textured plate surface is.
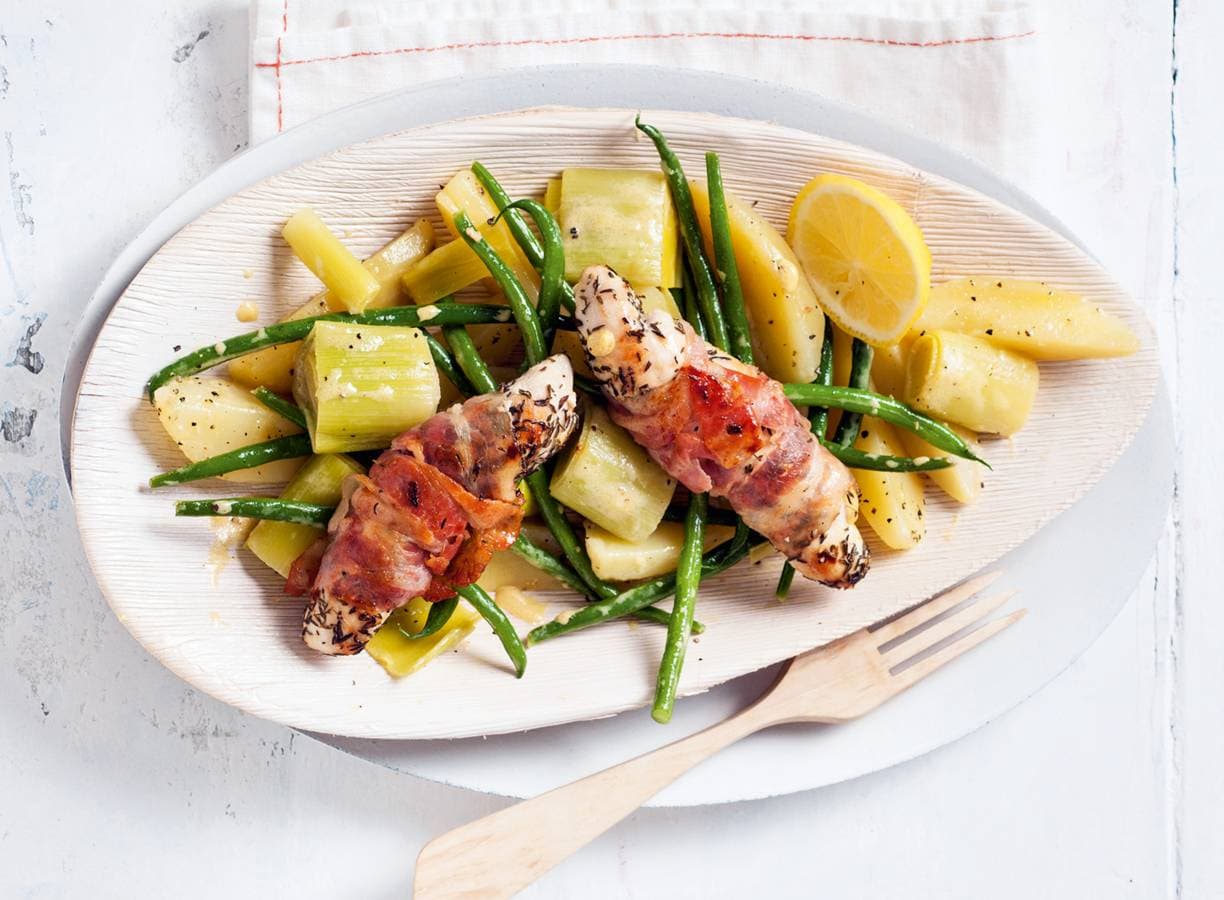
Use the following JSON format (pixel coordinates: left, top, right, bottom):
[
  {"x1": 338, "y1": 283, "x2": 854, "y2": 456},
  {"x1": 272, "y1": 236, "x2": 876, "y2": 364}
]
[{"x1": 71, "y1": 101, "x2": 1158, "y2": 740}]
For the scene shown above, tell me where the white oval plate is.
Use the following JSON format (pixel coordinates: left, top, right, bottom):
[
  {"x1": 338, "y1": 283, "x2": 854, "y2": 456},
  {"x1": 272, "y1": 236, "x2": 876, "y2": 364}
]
[{"x1": 65, "y1": 67, "x2": 1170, "y2": 804}]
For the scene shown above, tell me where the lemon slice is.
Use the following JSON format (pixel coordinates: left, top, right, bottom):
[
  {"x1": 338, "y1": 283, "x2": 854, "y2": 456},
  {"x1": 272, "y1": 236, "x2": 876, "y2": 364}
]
[{"x1": 788, "y1": 174, "x2": 931, "y2": 346}]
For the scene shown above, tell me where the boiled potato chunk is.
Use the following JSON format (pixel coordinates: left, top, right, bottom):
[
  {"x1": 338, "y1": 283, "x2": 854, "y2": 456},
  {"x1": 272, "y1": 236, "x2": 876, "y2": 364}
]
[
  {"x1": 586, "y1": 521, "x2": 737, "y2": 582},
  {"x1": 899, "y1": 426, "x2": 984, "y2": 504},
  {"x1": 690, "y1": 181, "x2": 826, "y2": 383},
  {"x1": 905, "y1": 330, "x2": 1038, "y2": 436},
  {"x1": 152, "y1": 376, "x2": 304, "y2": 483},
  {"x1": 853, "y1": 419, "x2": 925, "y2": 550},
  {"x1": 477, "y1": 524, "x2": 568, "y2": 593},
  {"x1": 911, "y1": 278, "x2": 1139, "y2": 360}
]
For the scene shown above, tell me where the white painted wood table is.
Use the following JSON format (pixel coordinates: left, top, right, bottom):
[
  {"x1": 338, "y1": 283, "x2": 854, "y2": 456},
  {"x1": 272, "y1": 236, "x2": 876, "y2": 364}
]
[{"x1": 0, "y1": 2, "x2": 1218, "y2": 897}]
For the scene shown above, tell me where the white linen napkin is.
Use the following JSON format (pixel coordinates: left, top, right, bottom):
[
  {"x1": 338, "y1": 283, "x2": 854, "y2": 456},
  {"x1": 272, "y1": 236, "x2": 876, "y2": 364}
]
[{"x1": 249, "y1": 1, "x2": 1039, "y2": 183}]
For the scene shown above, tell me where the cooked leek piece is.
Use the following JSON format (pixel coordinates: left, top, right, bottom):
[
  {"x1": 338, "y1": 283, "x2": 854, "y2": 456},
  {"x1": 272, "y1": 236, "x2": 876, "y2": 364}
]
[
  {"x1": 401, "y1": 237, "x2": 490, "y2": 305},
  {"x1": 152, "y1": 376, "x2": 304, "y2": 483},
  {"x1": 854, "y1": 419, "x2": 926, "y2": 550},
  {"x1": 292, "y1": 321, "x2": 440, "y2": 453},
  {"x1": 905, "y1": 329, "x2": 1039, "y2": 436},
  {"x1": 586, "y1": 521, "x2": 737, "y2": 582},
  {"x1": 690, "y1": 180, "x2": 826, "y2": 383},
  {"x1": 231, "y1": 220, "x2": 433, "y2": 393},
  {"x1": 366, "y1": 597, "x2": 480, "y2": 678},
  {"x1": 911, "y1": 278, "x2": 1140, "y2": 360},
  {"x1": 557, "y1": 168, "x2": 681, "y2": 287},
  {"x1": 435, "y1": 169, "x2": 540, "y2": 299},
  {"x1": 281, "y1": 209, "x2": 381, "y2": 313},
  {"x1": 549, "y1": 405, "x2": 676, "y2": 543},
  {"x1": 477, "y1": 523, "x2": 566, "y2": 593},
  {"x1": 245, "y1": 453, "x2": 363, "y2": 577}
]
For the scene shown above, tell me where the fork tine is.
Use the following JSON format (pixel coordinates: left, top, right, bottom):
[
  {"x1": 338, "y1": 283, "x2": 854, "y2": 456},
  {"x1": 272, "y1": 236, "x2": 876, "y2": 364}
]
[
  {"x1": 889, "y1": 608, "x2": 1027, "y2": 691},
  {"x1": 881, "y1": 590, "x2": 1017, "y2": 664},
  {"x1": 871, "y1": 571, "x2": 1005, "y2": 646}
]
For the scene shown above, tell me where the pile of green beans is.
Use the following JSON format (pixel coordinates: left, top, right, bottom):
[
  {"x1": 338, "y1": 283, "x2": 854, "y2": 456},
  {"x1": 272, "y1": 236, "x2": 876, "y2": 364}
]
[
  {"x1": 470, "y1": 161, "x2": 576, "y2": 314},
  {"x1": 453, "y1": 211, "x2": 548, "y2": 367},
  {"x1": 499, "y1": 199, "x2": 565, "y2": 343}
]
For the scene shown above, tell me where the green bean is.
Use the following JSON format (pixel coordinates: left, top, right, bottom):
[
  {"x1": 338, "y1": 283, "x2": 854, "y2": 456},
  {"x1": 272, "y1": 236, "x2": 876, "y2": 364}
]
[
  {"x1": 635, "y1": 116, "x2": 729, "y2": 352},
  {"x1": 443, "y1": 324, "x2": 500, "y2": 394},
  {"x1": 822, "y1": 442, "x2": 952, "y2": 472},
  {"x1": 453, "y1": 210, "x2": 549, "y2": 367},
  {"x1": 832, "y1": 338, "x2": 875, "y2": 447},
  {"x1": 652, "y1": 492, "x2": 706, "y2": 724},
  {"x1": 511, "y1": 534, "x2": 594, "y2": 599},
  {"x1": 150, "y1": 434, "x2": 313, "y2": 487},
  {"x1": 456, "y1": 583, "x2": 527, "y2": 678},
  {"x1": 662, "y1": 503, "x2": 738, "y2": 527},
  {"x1": 807, "y1": 317, "x2": 835, "y2": 440},
  {"x1": 470, "y1": 161, "x2": 577, "y2": 314},
  {"x1": 423, "y1": 330, "x2": 475, "y2": 396},
  {"x1": 174, "y1": 497, "x2": 332, "y2": 526},
  {"x1": 774, "y1": 562, "x2": 796, "y2": 600},
  {"x1": 681, "y1": 263, "x2": 707, "y2": 341},
  {"x1": 782, "y1": 383, "x2": 985, "y2": 463},
  {"x1": 529, "y1": 535, "x2": 763, "y2": 644},
  {"x1": 146, "y1": 302, "x2": 512, "y2": 400},
  {"x1": 398, "y1": 597, "x2": 458, "y2": 641},
  {"x1": 251, "y1": 387, "x2": 307, "y2": 430},
  {"x1": 705, "y1": 152, "x2": 753, "y2": 365},
  {"x1": 498, "y1": 199, "x2": 565, "y2": 340}
]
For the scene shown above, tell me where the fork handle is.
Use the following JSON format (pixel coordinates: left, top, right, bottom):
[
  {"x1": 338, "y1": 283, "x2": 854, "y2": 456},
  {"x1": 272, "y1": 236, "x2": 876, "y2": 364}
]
[{"x1": 413, "y1": 705, "x2": 772, "y2": 899}]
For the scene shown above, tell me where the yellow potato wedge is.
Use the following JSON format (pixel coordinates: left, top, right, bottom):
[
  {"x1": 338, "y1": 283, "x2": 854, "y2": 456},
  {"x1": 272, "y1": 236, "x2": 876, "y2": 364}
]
[
  {"x1": 690, "y1": 180, "x2": 826, "y2": 383},
  {"x1": 906, "y1": 329, "x2": 1039, "y2": 436},
  {"x1": 853, "y1": 418, "x2": 926, "y2": 550},
  {"x1": 912, "y1": 278, "x2": 1139, "y2": 360}
]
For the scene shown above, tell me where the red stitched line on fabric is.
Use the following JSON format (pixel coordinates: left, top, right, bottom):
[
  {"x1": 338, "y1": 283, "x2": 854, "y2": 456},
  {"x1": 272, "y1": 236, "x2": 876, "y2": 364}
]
[
  {"x1": 275, "y1": 0, "x2": 288, "y2": 131},
  {"x1": 254, "y1": 28, "x2": 1036, "y2": 69}
]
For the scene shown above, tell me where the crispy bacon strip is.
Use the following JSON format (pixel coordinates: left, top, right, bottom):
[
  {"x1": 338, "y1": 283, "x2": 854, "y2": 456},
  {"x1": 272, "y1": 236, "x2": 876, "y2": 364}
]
[
  {"x1": 290, "y1": 355, "x2": 579, "y2": 655},
  {"x1": 574, "y1": 265, "x2": 869, "y2": 589}
]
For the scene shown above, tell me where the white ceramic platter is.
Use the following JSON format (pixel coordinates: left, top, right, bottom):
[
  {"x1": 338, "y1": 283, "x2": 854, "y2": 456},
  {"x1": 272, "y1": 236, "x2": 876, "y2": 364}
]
[{"x1": 64, "y1": 66, "x2": 1171, "y2": 805}]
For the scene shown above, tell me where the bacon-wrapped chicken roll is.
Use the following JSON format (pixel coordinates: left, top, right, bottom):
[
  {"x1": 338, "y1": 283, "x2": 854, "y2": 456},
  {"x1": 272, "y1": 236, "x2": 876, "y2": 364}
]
[
  {"x1": 287, "y1": 355, "x2": 579, "y2": 654},
  {"x1": 574, "y1": 265, "x2": 868, "y2": 589}
]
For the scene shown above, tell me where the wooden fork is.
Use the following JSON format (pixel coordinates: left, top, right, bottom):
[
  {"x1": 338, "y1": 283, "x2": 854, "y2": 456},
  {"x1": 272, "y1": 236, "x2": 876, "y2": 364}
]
[{"x1": 414, "y1": 572, "x2": 1024, "y2": 899}]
